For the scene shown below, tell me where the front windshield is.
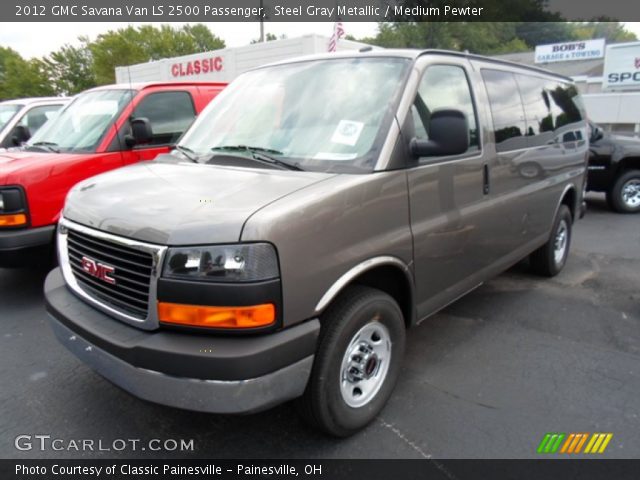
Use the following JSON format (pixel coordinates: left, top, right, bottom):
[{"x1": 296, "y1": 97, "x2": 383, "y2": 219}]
[
  {"x1": 27, "y1": 89, "x2": 133, "y2": 153},
  {"x1": 0, "y1": 104, "x2": 21, "y2": 131},
  {"x1": 179, "y1": 57, "x2": 410, "y2": 172}
]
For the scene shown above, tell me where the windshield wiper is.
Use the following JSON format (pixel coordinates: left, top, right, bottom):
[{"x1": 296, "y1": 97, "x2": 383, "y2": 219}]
[
  {"x1": 173, "y1": 145, "x2": 198, "y2": 162},
  {"x1": 30, "y1": 141, "x2": 60, "y2": 153},
  {"x1": 210, "y1": 145, "x2": 303, "y2": 171}
]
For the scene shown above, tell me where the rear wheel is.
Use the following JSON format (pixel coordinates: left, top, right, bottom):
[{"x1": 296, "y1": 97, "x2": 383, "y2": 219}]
[
  {"x1": 607, "y1": 170, "x2": 640, "y2": 213},
  {"x1": 530, "y1": 205, "x2": 572, "y2": 277},
  {"x1": 297, "y1": 285, "x2": 405, "y2": 437}
]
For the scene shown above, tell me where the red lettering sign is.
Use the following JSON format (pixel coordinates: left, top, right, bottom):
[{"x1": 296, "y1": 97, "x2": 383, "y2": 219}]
[{"x1": 170, "y1": 57, "x2": 223, "y2": 77}]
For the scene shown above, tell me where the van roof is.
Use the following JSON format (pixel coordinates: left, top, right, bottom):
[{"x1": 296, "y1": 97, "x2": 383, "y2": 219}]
[{"x1": 260, "y1": 48, "x2": 574, "y2": 82}]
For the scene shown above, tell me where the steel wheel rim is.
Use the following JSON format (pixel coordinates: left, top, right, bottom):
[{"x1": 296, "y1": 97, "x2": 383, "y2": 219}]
[
  {"x1": 621, "y1": 179, "x2": 640, "y2": 208},
  {"x1": 554, "y1": 219, "x2": 568, "y2": 266},
  {"x1": 339, "y1": 320, "x2": 391, "y2": 408}
]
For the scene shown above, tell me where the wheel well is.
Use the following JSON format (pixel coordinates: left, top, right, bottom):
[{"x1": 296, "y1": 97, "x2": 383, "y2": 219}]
[
  {"x1": 351, "y1": 265, "x2": 414, "y2": 328},
  {"x1": 561, "y1": 187, "x2": 577, "y2": 221},
  {"x1": 617, "y1": 157, "x2": 640, "y2": 175}
]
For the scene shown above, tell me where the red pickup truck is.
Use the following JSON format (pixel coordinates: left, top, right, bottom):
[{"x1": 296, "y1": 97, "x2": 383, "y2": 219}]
[{"x1": 0, "y1": 82, "x2": 225, "y2": 267}]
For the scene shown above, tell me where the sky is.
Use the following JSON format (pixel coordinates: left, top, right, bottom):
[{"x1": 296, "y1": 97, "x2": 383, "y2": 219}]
[
  {"x1": 0, "y1": 22, "x2": 379, "y2": 59},
  {"x1": 1, "y1": 22, "x2": 639, "y2": 59}
]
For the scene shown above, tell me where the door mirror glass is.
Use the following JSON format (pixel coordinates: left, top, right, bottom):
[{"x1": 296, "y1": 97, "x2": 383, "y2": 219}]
[
  {"x1": 410, "y1": 109, "x2": 469, "y2": 157},
  {"x1": 126, "y1": 117, "x2": 153, "y2": 147},
  {"x1": 591, "y1": 126, "x2": 603, "y2": 142}
]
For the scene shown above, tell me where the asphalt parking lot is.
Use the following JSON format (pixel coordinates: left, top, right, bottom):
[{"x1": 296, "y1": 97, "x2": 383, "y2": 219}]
[{"x1": 1, "y1": 193, "x2": 638, "y2": 460}]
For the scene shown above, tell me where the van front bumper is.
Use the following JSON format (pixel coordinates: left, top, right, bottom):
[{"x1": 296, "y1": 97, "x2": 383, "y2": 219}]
[{"x1": 44, "y1": 268, "x2": 319, "y2": 414}]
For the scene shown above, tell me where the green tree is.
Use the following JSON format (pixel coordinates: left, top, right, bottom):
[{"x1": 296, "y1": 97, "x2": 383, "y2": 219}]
[
  {"x1": 44, "y1": 39, "x2": 96, "y2": 95},
  {"x1": 359, "y1": 21, "x2": 637, "y2": 55},
  {"x1": 572, "y1": 21, "x2": 637, "y2": 43},
  {"x1": 0, "y1": 47, "x2": 54, "y2": 100},
  {"x1": 89, "y1": 24, "x2": 225, "y2": 84}
]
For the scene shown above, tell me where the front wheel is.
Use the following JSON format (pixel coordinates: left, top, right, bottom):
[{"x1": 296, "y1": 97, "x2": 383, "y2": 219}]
[
  {"x1": 530, "y1": 204, "x2": 572, "y2": 277},
  {"x1": 607, "y1": 170, "x2": 640, "y2": 213},
  {"x1": 297, "y1": 285, "x2": 406, "y2": 437}
]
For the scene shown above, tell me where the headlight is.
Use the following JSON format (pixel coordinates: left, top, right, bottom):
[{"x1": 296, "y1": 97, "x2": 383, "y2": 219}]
[
  {"x1": 0, "y1": 188, "x2": 27, "y2": 227},
  {"x1": 163, "y1": 243, "x2": 279, "y2": 282}
]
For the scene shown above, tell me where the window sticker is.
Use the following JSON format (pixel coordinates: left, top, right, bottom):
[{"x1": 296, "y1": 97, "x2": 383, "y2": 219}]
[{"x1": 330, "y1": 120, "x2": 364, "y2": 146}]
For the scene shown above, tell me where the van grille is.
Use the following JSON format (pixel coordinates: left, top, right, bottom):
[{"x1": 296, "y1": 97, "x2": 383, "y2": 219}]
[{"x1": 66, "y1": 228, "x2": 153, "y2": 319}]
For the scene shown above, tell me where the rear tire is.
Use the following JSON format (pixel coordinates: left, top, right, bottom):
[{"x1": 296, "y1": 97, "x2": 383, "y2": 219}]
[
  {"x1": 297, "y1": 285, "x2": 406, "y2": 437},
  {"x1": 607, "y1": 170, "x2": 640, "y2": 213},
  {"x1": 530, "y1": 205, "x2": 572, "y2": 277}
]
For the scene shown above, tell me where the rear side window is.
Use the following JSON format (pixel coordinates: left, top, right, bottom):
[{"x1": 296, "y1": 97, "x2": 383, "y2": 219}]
[
  {"x1": 132, "y1": 91, "x2": 196, "y2": 146},
  {"x1": 412, "y1": 64, "x2": 479, "y2": 152},
  {"x1": 481, "y1": 69, "x2": 527, "y2": 152},
  {"x1": 515, "y1": 75, "x2": 584, "y2": 148}
]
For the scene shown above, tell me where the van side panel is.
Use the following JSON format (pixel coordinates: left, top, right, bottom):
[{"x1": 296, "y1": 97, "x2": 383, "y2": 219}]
[{"x1": 240, "y1": 171, "x2": 413, "y2": 328}]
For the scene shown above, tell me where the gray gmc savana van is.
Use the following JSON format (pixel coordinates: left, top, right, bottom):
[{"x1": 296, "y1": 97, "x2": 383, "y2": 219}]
[{"x1": 45, "y1": 50, "x2": 588, "y2": 436}]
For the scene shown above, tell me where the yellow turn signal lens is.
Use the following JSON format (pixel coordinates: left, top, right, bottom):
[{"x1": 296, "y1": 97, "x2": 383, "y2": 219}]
[
  {"x1": 0, "y1": 213, "x2": 27, "y2": 227},
  {"x1": 158, "y1": 302, "x2": 275, "y2": 329}
]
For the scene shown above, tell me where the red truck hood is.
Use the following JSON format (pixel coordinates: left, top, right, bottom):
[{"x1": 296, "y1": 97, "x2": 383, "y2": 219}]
[{"x1": 0, "y1": 150, "x2": 82, "y2": 181}]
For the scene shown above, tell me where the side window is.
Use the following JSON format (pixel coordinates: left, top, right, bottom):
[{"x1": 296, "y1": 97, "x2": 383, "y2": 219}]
[
  {"x1": 412, "y1": 64, "x2": 479, "y2": 152},
  {"x1": 132, "y1": 91, "x2": 196, "y2": 147},
  {"x1": 18, "y1": 105, "x2": 62, "y2": 134},
  {"x1": 515, "y1": 75, "x2": 555, "y2": 148},
  {"x1": 481, "y1": 69, "x2": 527, "y2": 152}
]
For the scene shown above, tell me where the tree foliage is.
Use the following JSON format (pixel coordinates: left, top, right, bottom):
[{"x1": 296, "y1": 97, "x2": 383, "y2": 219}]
[
  {"x1": 43, "y1": 39, "x2": 96, "y2": 95},
  {"x1": 89, "y1": 24, "x2": 225, "y2": 84},
  {"x1": 0, "y1": 47, "x2": 54, "y2": 100},
  {"x1": 359, "y1": 21, "x2": 637, "y2": 54}
]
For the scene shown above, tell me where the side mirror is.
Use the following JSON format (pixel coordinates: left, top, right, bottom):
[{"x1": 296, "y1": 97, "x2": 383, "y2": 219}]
[
  {"x1": 410, "y1": 109, "x2": 469, "y2": 158},
  {"x1": 591, "y1": 126, "x2": 603, "y2": 143},
  {"x1": 125, "y1": 117, "x2": 153, "y2": 147},
  {"x1": 11, "y1": 125, "x2": 31, "y2": 146}
]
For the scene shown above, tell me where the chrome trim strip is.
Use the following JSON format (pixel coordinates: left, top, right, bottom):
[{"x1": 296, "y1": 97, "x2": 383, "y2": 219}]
[
  {"x1": 314, "y1": 256, "x2": 411, "y2": 314},
  {"x1": 58, "y1": 217, "x2": 167, "y2": 330}
]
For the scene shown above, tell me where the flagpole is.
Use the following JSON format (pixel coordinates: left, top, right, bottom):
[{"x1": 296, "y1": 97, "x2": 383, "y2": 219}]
[{"x1": 259, "y1": 0, "x2": 264, "y2": 42}]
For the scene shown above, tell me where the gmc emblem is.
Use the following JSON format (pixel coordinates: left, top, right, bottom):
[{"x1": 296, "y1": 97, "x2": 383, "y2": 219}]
[{"x1": 81, "y1": 256, "x2": 116, "y2": 285}]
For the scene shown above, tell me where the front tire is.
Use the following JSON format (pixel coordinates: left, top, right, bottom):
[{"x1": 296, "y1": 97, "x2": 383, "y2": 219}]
[
  {"x1": 607, "y1": 170, "x2": 640, "y2": 213},
  {"x1": 297, "y1": 285, "x2": 406, "y2": 437},
  {"x1": 530, "y1": 205, "x2": 572, "y2": 277}
]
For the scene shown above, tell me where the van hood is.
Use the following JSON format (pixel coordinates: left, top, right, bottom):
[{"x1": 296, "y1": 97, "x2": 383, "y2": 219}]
[{"x1": 63, "y1": 157, "x2": 334, "y2": 245}]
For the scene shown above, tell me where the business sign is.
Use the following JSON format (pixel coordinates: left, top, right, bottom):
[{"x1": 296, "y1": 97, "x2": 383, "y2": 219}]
[
  {"x1": 603, "y1": 41, "x2": 640, "y2": 90},
  {"x1": 170, "y1": 55, "x2": 224, "y2": 78},
  {"x1": 534, "y1": 39, "x2": 605, "y2": 64}
]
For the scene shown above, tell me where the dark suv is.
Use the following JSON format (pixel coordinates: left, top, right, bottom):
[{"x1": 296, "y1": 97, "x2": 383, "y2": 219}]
[{"x1": 587, "y1": 123, "x2": 640, "y2": 213}]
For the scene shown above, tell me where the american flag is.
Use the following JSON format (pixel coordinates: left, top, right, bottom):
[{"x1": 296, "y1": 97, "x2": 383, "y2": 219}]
[{"x1": 328, "y1": 22, "x2": 345, "y2": 52}]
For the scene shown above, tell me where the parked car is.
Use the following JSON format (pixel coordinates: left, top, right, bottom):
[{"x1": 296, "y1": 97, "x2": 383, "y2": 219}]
[
  {"x1": 0, "y1": 82, "x2": 226, "y2": 267},
  {"x1": 0, "y1": 97, "x2": 69, "y2": 149},
  {"x1": 587, "y1": 122, "x2": 640, "y2": 213},
  {"x1": 44, "y1": 50, "x2": 588, "y2": 436}
]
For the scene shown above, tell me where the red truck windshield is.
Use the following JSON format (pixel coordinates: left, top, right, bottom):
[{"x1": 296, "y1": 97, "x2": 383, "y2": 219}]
[{"x1": 26, "y1": 89, "x2": 133, "y2": 153}]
